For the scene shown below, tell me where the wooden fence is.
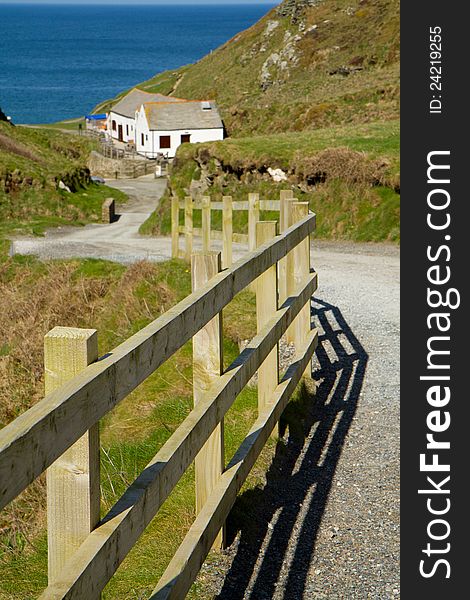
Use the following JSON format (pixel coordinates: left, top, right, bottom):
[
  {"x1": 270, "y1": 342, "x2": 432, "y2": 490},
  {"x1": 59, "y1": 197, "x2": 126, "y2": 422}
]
[
  {"x1": 0, "y1": 203, "x2": 317, "y2": 599},
  {"x1": 171, "y1": 191, "x2": 298, "y2": 269}
]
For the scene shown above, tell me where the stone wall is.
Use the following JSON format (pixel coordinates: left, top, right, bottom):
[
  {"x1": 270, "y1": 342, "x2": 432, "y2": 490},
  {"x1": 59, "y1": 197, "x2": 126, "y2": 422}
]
[{"x1": 88, "y1": 151, "x2": 154, "y2": 179}]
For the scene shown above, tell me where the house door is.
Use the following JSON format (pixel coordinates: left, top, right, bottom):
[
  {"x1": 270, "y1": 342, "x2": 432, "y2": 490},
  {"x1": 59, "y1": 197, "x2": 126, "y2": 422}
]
[{"x1": 118, "y1": 124, "x2": 123, "y2": 142}]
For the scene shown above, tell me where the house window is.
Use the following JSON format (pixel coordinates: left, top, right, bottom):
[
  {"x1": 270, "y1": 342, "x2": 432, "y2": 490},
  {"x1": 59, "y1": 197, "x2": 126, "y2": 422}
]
[
  {"x1": 141, "y1": 133, "x2": 145, "y2": 146},
  {"x1": 126, "y1": 124, "x2": 129, "y2": 136},
  {"x1": 112, "y1": 120, "x2": 117, "y2": 131},
  {"x1": 181, "y1": 134, "x2": 191, "y2": 144},
  {"x1": 160, "y1": 135, "x2": 171, "y2": 149}
]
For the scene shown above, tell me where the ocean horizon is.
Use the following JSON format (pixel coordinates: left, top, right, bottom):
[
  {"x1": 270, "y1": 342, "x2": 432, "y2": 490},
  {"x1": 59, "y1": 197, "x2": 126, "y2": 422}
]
[{"x1": 0, "y1": 3, "x2": 274, "y2": 124}]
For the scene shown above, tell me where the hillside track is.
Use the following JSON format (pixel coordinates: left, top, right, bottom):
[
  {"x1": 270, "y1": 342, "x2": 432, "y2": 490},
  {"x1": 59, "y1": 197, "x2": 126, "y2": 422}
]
[
  {"x1": 10, "y1": 176, "x2": 170, "y2": 264},
  {"x1": 197, "y1": 242, "x2": 400, "y2": 600}
]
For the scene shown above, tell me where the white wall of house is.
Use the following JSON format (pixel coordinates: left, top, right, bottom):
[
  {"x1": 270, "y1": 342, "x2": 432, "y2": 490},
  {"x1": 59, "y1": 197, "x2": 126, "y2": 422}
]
[
  {"x1": 135, "y1": 106, "x2": 151, "y2": 156},
  {"x1": 106, "y1": 112, "x2": 136, "y2": 143},
  {"x1": 140, "y1": 129, "x2": 224, "y2": 159},
  {"x1": 135, "y1": 107, "x2": 224, "y2": 158}
]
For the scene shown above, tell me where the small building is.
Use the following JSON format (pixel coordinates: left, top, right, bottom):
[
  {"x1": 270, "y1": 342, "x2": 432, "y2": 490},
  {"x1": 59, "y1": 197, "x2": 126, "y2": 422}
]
[
  {"x1": 106, "y1": 88, "x2": 184, "y2": 144},
  {"x1": 135, "y1": 100, "x2": 224, "y2": 159},
  {"x1": 85, "y1": 114, "x2": 107, "y2": 133}
]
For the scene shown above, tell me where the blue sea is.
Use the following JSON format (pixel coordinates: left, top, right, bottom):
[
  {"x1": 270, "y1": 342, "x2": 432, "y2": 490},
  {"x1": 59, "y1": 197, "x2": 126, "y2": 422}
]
[{"x1": 0, "y1": 3, "x2": 274, "y2": 124}]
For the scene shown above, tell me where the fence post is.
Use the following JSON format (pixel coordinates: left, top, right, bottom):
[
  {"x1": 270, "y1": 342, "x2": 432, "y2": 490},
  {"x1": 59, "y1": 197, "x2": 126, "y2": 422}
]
[
  {"x1": 222, "y1": 196, "x2": 233, "y2": 269},
  {"x1": 202, "y1": 196, "x2": 211, "y2": 253},
  {"x1": 248, "y1": 193, "x2": 260, "y2": 253},
  {"x1": 256, "y1": 222, "x2": 279, "y2": 436},
  {"x1": 290, "y1": 202, "x2": 312, "y2": 375},
  {"x1": 184, "y1": 196, "x2": 193, "y2": 262},
  {"x1": 279, "y1": 190, "x2": 294, "y2": 306},
  {"x1": 44, "y1": 327, "x2": 100, "y2": 590},
  {"x1": 286, "y1": 198, "x2": 300, "y2": 343},
  {"x1": 171, "y1": 197, "x2": 179, "y2": 259},
  {"x1": 191, "y1": 252, "x2": 225, "y2": 549}
]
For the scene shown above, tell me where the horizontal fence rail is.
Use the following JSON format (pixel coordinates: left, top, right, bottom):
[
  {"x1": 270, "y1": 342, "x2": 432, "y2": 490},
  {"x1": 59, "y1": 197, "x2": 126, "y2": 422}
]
[
  {"x1": 0, "y1": 196, "x2": 317, "y2": 599},
  {"x1": 179, "y1": 200, "x2": 281, "y2": 211}
]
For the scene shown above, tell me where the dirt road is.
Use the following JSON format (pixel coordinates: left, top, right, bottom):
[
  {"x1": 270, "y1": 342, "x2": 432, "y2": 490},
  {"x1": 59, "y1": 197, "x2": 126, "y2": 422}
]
[
  {"x1": 10, "y1": 175, "x2": 249, "y2": 264},
  {"x1": 11, "y1": 176, "x2": 170, "y2": 264}
]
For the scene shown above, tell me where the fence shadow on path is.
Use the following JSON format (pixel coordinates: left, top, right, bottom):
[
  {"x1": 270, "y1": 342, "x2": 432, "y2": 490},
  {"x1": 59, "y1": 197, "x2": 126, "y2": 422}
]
[{"x1": 216, "y1": 298, "x2": 369, "y2": 600}]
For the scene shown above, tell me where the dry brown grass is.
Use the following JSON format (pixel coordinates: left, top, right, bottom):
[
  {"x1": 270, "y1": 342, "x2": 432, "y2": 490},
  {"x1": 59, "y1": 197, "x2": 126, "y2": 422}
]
[
  {"x1": 0, "y1": 133, "x2": 43, "y2": 164},
  {"x1": 0, "y1": 258, "x2": 183, "y2": 554},
  {"x1": 294, "y1": 146, "x2": 391, "y2": 187}
]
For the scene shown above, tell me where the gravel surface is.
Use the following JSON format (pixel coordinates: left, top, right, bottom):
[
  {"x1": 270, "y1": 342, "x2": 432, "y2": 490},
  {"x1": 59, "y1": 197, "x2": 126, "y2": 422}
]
[
  {"x1": 9, "y1": 176, "x2": 247, "y2": 264},
  {"x1": 10, "y1": 175, "x2": 170, "y2": 264},
  {"x1": 197, "y1": 242, "x2": 400, "y2": 599}
]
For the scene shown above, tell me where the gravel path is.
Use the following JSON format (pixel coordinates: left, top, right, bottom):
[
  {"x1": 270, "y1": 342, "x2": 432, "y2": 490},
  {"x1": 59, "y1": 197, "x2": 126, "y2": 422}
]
[
  {"x1": 9, "y1": 175, "x2": 248, "y2": 264},
  {"x1": 197, "y1": 242, "x2": 400, "y2": 599},
  {"x1": 10, "y1": 176, "x2": 171, "y2": 264}
]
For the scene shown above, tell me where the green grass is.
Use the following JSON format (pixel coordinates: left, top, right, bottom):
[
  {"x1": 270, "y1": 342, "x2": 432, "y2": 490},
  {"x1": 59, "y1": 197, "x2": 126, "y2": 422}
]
[
  {"x1": 0, "y1": 121, "x2": 96, "y2": 175},
  {"x1": 141, "y1": 120, "x2": 400, "y2": 243},
  {"x1": 30, "y1": 118, "x2": 86, "y2": 132},
  {"x1": 171, "y1": 120, "x2": 399, "y2": 178},
  {"x1": 0, "y1": 183, "x2": 127, "y2": 239},
  {"x1": 1, "y1": 122, "x2": 127, "y2": 239},
  {"x1": 0, "y1": 250, "x2": 307, "y2": 599}
]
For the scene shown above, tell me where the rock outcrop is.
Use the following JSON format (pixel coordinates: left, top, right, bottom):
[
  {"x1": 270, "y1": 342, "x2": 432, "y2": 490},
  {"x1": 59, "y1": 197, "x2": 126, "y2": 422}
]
[{"x1": 276, "y1": 0, "x2": 323, "y2": 23}]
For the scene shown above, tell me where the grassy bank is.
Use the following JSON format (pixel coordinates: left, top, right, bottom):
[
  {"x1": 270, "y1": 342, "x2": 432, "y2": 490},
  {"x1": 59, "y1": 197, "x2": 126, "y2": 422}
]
[
  {"x1": 0, "y1": 245, "x2": 307, "y2": 599},
  {"x1": 0, "y1": 122, "x2": 126, "y2": 239},
  {"x1": 141, "y1": 120, "x2": 400, "y2": 243}
]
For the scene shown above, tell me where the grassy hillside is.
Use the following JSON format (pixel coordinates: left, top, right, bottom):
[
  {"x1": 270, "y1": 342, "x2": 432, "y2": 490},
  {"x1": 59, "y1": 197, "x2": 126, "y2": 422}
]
[
  {"x1": 0, "y1": 122, "x2": 125, "y2": 238},
  {"x1": 98, "y1": 0, "x2": 399, "y2": 137},
  {"x1": 112, "y1": 0, "x2": 400, "y2": 243},
  {"x1": 142, "y1": 119, "x2": 400, "y2": 243}
]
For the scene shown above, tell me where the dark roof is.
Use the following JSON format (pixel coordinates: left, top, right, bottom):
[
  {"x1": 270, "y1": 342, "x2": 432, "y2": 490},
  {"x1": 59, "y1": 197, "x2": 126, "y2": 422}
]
[
  {"x1": 144, "y1": 101, "x2": 223, "y2": 131},
  {"x1": 110, "y1": 89, "x2": 185, "y2": 118}
]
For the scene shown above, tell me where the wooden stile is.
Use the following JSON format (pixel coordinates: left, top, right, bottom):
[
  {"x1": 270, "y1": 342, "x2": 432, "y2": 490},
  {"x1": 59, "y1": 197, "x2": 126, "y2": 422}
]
[
  {"x1": 191, "y1": 252, "x2": 225, "y2": 549},
  {"x1": 38, "y1": 274, "x2": 317, "y2": 600},
  {"x1": 248, "y1": 193, "x2": 260, "y2": 291},
  {"x1": 256, "y1": 221, "x2": 280, "y2": 438},
  {"x1": 44, "y1": 327, "x2": 100, "y2": 592},
  {"x1": 285, "y1": 198, "x2": 297, "y2": 343},
  {"x1": 171, "y1": 197, "x2": 179, "y2": 259},
  {"x1": 222, "y1": 196, "x2": 233, "y2": 269},
  {"x1": 202, "y1": 196, "x2": 211, "y2": 252},
  {"x1": 184, "y1": 196, "x2": 193, "y2": 262}
]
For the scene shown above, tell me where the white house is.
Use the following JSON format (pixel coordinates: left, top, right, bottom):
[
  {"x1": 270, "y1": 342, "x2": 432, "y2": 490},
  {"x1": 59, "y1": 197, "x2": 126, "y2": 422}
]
[
  {"x1": 106, "y1": 88, "x2": 185, "y2": 144},
  {"x1": 134, "y1": 100, "x2": 224, "y2": 158}
]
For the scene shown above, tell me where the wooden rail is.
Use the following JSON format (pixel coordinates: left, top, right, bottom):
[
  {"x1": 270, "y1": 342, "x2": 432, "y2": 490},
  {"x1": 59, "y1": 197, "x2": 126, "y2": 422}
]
[
  {"x1": 0, "y1": 204, "x2": 317, "y2": 599},
  {"x1": 171, "y1": 192, "x2": 292, "y2": 268}
]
